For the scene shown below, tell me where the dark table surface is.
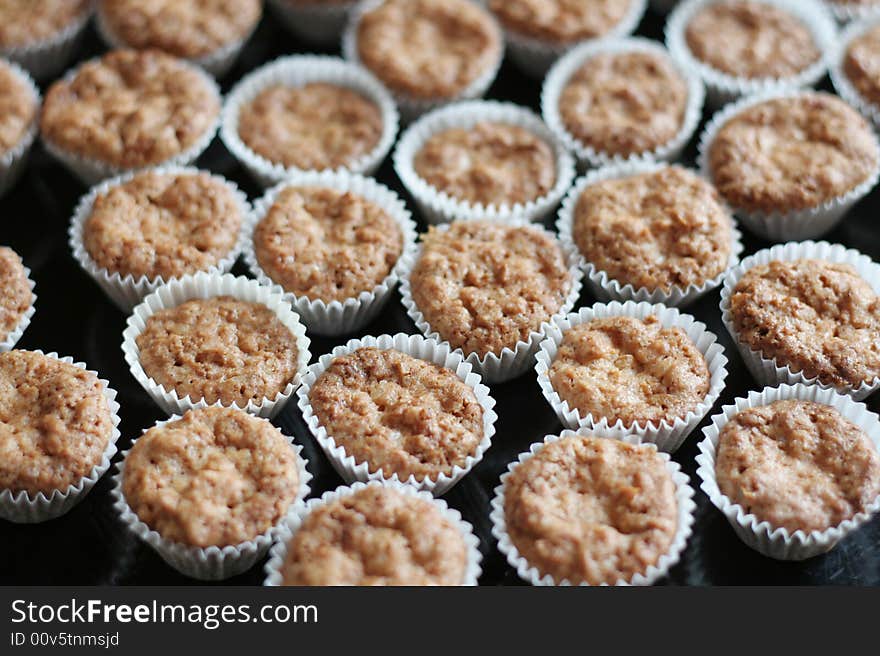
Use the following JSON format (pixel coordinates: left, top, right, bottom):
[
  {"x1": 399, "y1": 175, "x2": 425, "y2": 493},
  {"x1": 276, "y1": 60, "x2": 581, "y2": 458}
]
[{"x1": 2, "y1": 5, "x2": 879, "y2": 586}]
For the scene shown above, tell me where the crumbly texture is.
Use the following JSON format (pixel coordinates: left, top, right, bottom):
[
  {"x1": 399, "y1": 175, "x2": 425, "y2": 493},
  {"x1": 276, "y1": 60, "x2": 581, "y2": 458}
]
[
  {"x1": 83, "y1": 171, "x2": 243, "y2": 281},
  {"x1": 308, "y1": 347, "x2": 484, "y2": 482},
  {"x1": 0, "y1": 0, "x2": 90, "y2": 48},
  {"x1": 410, "y1": 221, "x2": 571, "y2": 357},
  {"x1": 504, "y1": 435, "x2": 677, "y2": 586},
  {"x1": 559, "y1": 51, "x2": 688, "y2": 156},
  {"x1": 237, "y1": 82, "x2": 384, "y2": 171},
  {"x1": 100, "y1": 0, "x2": 262, "y2": 59},
  {"x1": 0, "y1": 351, "x2": 113, "y2": 496},
  {"x1": 413, "y1": 122, "x2": 557, "y2": 207},
  {"x1": 280, "y1": 486, "x2": 468, "y2": 586},
  {"x1": 573, "y1": 166, "x2": 733, "y2": 291},
  {"x1": 253, "y1": 186, "x2": 403, "y2": 302},
  {"x1": 844, "y1": 24, "x2": 880, "y2": 108},
  {"x1": 548, "y1": 316, "x2": 711, "y2": 427},
  {"x1": 122, "y1": 406, "x2": 300, "y2": 547},
  {"x1": 0, "y1": 60, "x2": 35, "y2": 155},
  {"x1": 41, "y1": 49, "x2": 220, "y2": 169},
  {"x1": 731, "y1": 259, "x2": 880, "y2": 389},
  {"x1": 488, "y1": 0, "x2": 633, "y2": 43},
  {"x1": 716, "y1": 400, "x2": 880, "y2": 533},
  {"x1": 685, "y1": 0, "x2": 820, "y2": 79},
  {"x1": 0, "y1": 246, "x2": 30, "y2": 339},
  {"x1": 708, "y1": 94, "x2": 878, "y2": 213},
  {"x1": 136, "y1": 296, "x2": 301, "y2": 406},
  {"x1": 356, "y1": 0, "x2": 501, "y2": 100}
]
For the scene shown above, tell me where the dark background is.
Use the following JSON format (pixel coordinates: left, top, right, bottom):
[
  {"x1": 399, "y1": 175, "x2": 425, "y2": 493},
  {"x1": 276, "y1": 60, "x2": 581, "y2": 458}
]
[{"x1": 2, "y1": 5, "x2": 879, "y2": 586}]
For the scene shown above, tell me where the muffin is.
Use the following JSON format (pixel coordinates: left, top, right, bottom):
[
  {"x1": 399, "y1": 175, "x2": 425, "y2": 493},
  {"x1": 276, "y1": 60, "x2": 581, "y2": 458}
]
[
  {"x1": 0, "y1": 246, "x2": 32, "y2": 348},
  {"x1": 835, "y1": 21, "x2": 880, "y2": 125},
  {"x1": 0, "y1": 58, "x2": 38, "y2": 197}
]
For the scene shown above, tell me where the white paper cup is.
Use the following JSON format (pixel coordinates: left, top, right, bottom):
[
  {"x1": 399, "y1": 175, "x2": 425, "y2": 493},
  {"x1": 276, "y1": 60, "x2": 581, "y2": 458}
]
[
  {"x1": 823, "y1": 0, "x2": 880, "y2": 23},
  {"x1": 831, "y1": 17, "x2": 880, "y2": 126},
  {"x1": 393, "y1": 100, "x2": 576, "y2": 225},
  {"x1": 243, "y1": 170, "x2": 417, "y2": 337},
  {"x1": 0, "y1": 350, "x2": 121, "y2": 523},
  {"x1": 111, "y1": 409, "x2": 312, "y2": 580},
  {"x1": 69, "y1": 165, "x2": 251, "y2": 313},
  {"x1": 0, "y1": 4, "x2": 92, "y2": 80},
  {"x1": 268, "y1": 0, "x2": 356, "y2": 46},
  {"x1": 264, "y1": 480, "x2": 482, "y2": 585},
  {"x1": 122, "y1": 272, "x2": 312, "y2": 419},
  {"x1": 0, "y1": 59, "x2": 40, "y2": 198},
  {"x1": 556, "y1": 160, "x2": 743, "y2": 307},
  {"x1": 490, "y1": 430, "x2": 696, "y2": 585},
  {"x1": 541, "y1": 37, "x2": 705, "y2": 169},
  {"x1": 0, "y1": 257, "x2": 36, "y2": 353},
  {"x1": 697, "y1": 383, "x2": 880, "y2": 560},
  {"x1": 719, "y1": 240, "x2": 880, "y2": 400}
]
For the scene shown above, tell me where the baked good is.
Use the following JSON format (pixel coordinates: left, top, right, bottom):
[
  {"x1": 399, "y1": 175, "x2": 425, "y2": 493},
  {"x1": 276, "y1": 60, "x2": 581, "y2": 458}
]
[
  {"x1": 488, "y1": 0, "x2": 635, "y2": 44},
  {"x1": 135, "y1": 296, "x2": 302, "y2": 406},
  {"x1": 0, "y1": 0, "x2": 90, "y2": 49},
  {"x1": 729, "y1": 259, "x2": 880, "y2": 388},
  {"x1": 83, "y1": 170, "x2": 243, "y2": 281},
  {"x1": 0, "y1": 246, "x2": 31, "y2": 340},
  {"x1": 503, "y1": 435, "x2": 677, "y2": 585},
  {"x1": 122, "y1": 406, "x2": 301, "y2": 547},
  {"x1": 0, "y1": 350, "x2": 113, "y2": 496},
  {"x1": 715, "y1": 399, "x2": 880, "y2": 532},
  {"x1": 252, "y1": 185, "x2": 403, "y2": 302},
  {"x1": 843, "y1": 24, "x2": 880, "y2": 108},
  {"x1": 279, "y1": 485, "x2": 468, "y2": 585},
  {"x1": 308, "y1": 347, "x2": 484, "y2": 481},
  {"x1": 412, "y1": 121, "x2": 556, "y2": 207},
  {"x1": 571, "y1": 165, "x2": 733, "y2": 291},
  {"x1": 0, "y1": 59, "x2": 36, "y2": 156},
  {"x1": 409, "y1": 221, "x2": 571, "y2": 357}
]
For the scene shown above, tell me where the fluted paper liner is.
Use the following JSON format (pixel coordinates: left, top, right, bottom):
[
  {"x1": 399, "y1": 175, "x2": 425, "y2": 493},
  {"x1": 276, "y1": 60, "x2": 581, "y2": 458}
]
[
  {"x1": 0, "y1": 4, "x2": 91, "y2": 80},
  {"x1": 269, "y1": 0, "x2": 356, "y2": 46},
  {"x1": 823, "y1": 0, "x2": 880, "y2": 24},
  {"x1": 0, "y1": 59, "x2": 40, "y2": 198}
]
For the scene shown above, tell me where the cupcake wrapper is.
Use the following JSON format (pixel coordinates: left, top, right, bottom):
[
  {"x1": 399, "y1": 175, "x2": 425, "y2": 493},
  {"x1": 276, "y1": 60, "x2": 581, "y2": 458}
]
[
  {"x1": 556, "y1": 160, "x2": 744, "y2": 307},
  {"x1": 268, "y1": 0, "x2": 356, "y2": 46},
  {"x1": 719, "y1": 240, "x2": 880, "y2": 400},
  {"x1": 541, "y1": 37, "x2": 705, "y2": 169},
  {"x1": 243, "y1": 170, "x2": 418, "y2": 337},
  {"x1": 0, "y1": 5, "x2": 91, "y2": 80},
  {"x1": 220, "y1": 54, "x2": 399, "y2": 188},
  {"x1": 0, "y1": 60, "x2": 40, "y2": 198},
  {"x1": 69, "y1": 165, "x2": 252, "y2": 313},
  {"x1": 296, "y1": 333, "x2": 497, "y2": 495},
  {"x1": 111, "y1": 408, "x2": 312, "y2": 580},
  {"x1": 831, "y1": 17, "x2": 880, "y2": 127},
  {"x1": 342, "y1": 0, "x2": 505, "y2": 123},
  {"x1": 490, "y1": 430, "x2": 696, "y2": 585},
  {"x1": 535, "y1": 301, "x2": 729, "y2": 453},
  {"x1": 666, "y1": 0, "x2": 838, "y2": 107},
  {"x1": 42, "y1": 56, "x2": 222, "y2": 186},
  {"x1": 697, "y1": 383, "x2": 880, "y2": 560},
  {"x1": 122, "y1": 271, "x2": 312, "y2": 419},
  {"x1": 264, "y1": 480, "x2": 482, "y2": 585},
  {"x1": 0, "y1": 351, "x2": 121, "y2": 523},
  {"x1": 393, "y1": 100, "x2": 576, "y2": 225},
  {"x1": 824, "y1": 0, "x2": 880, "y2": 23},
  {"x1": 0, "y1": 261, "x2": 36, "y2": 352},
  {"x1": 399, "y1": 219, "x2": 584, "y2": 384}
]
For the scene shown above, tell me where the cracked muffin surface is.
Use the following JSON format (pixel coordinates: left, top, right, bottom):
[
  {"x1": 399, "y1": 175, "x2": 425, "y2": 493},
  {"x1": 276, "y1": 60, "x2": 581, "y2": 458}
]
[
  {"x1": 0, "y1": 246, "x2": 31, "y2": 340},
  {"x1": 0, "y1": 60, "x2": 36, "y2": 156},
  {"x1": 489, "y1": 0, "x2": 635, "y2": 43}
]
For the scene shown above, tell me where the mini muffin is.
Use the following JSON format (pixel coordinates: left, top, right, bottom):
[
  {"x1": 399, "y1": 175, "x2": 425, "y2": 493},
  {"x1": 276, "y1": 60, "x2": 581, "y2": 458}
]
[
  {"x1": 730, "y1": 259, "x2": 880, "y2": 389},
  {"x1": 0, "y1": 246, "x2": 31, "y2": 344},
  {"x1": 308, "y1": 347, "x2": 484, "y2": 483},
  {"x1": 502, "y1": 435, "x2": 679, "y2": 585},
  {"x1": 0, "y1": 59, "x2": 36, "y2": 159},
  {"x1": 489, "y1": 0, "x2": 638, "y2": 45},
  {"x1": 840, "y1": 23, "x2": 880, "y2": 113},
  {"x1": 135, "y1": 296, "x2": 302, "y2": 407},
  {"x1": 547, "y1": 315, "x2": 711, "y2": 427},
  {"x1": 715, "y1": 399, "x2": 880, "y2": 533},
  {"x1": 278, "y1": 485, "x2": 469, "y2": 585},
  {"x1": 0, "y1": 350, "x2": 114, "y2": 497},
  {"x1": 122, "y1": 406, "x2": 302, "y2": 548}
]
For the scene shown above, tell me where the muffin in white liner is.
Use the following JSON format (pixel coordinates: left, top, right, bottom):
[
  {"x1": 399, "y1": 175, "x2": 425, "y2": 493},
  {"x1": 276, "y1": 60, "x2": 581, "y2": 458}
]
[
  {"x1": 122, "y1": 272, "x2": 311, "y2": 419},
  {"x1": 823, "y1": 0, "x2": 880, "y2": 23},
  {"x1": 0, "y1": 257, "x2": 36, "y2": 352},
  {"x1": 0, "y1": 350, "x2": 121, "y2": 523},
  {"x1": 243, "y1": 170, "x2": 418, "y2": 337},
  {"x1": 491, "y1": 0, "x2": 647, "y2": 78},
  {"x1": 665, "y1": 0, "x2": 837, "y2": 107},
  {"x1": 0, "y1": 59, "x2": 40, "y2": 199},
  {"x1": 535, "y1": 301, "x2": 728, "y2": 453},
  {"x1": 399, "y1": 219, "x2": 584, "y2": 384},
  {"x1": 556, "y1": 160, "x2": 743, "y2": 307},
  {"x1": 220, "y1": 54, "x2": 399, "y2": 188},
  {"x1": 541, "y1": 37, "x2": 705, "y2": 169},
  {"x1": 719, "y1": 240, "x2": 880, "y2": 400},
  {"x1": 696, "y1": 383, "x2": 880, "y2": 560},
  {"x1": 264, "y1": 480, "x2": 482, "y2": 585},
  {"x1": 490, "y1": 430, "x2": 696, "y2": 586},
  {"x1": 831, "y1": 17, "x2": 880, "y2": 126},
  {"x1": 110, "y1": 408, "x2": 312, "y2": 580},
  {"x1": 269, "y1": 0, "x2": 356, "y2": 46},
  {"x1": 296, "y1": 333, "x2": 497, "y2": 496},
  {"x1": 342, "y1": 0, "x2": 504, "y2": 123},
  {"x1": 393, "y1": 100, "x2": 576, "y2": 225},
  {"x1": 68, "y1": 165, "x2": 251, "y2": 313}
]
